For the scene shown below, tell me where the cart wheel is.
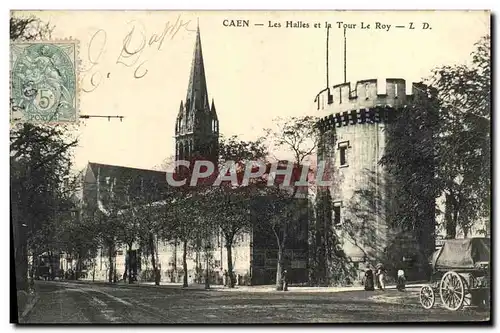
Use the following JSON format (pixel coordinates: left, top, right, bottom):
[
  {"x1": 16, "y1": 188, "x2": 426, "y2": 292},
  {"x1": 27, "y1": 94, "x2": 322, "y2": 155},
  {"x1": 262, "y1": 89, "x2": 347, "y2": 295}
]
[
  {"x1": 419, "y1": 285, "x2": 435, "y2": 309},
  {"x1": 440, "y1": 271, "x2": 465, "y2": 311}
]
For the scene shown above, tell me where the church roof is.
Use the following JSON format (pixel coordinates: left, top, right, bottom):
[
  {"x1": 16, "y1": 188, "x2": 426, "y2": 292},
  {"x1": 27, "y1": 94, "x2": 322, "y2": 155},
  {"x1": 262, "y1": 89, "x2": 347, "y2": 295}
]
[
  {"x1": 185, "y1": 23, "x2": 209, "y2": 111},
  {"x1": 87, "y1": 162, "x2": 166, "y2": 183}
]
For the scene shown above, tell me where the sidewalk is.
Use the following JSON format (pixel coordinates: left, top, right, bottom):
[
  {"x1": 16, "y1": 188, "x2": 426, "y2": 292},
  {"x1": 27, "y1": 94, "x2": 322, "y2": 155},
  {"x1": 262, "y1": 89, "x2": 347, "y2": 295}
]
[
  {"x1": 62, "y1": 279, "x2": 427, "y2": 293},
  {"x1": 16, "y1": 289, "x2": 39, "y2": 323},
  {"x1": 203, "y1": 282, "x2": 427, "y2": 293}
]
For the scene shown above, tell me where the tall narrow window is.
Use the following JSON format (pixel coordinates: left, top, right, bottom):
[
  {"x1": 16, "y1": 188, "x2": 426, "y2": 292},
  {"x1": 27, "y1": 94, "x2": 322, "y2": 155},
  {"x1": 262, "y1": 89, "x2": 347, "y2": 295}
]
[
  {"x1": 338, "y1": 141, "x2": 349, "y2": 167},
  {"x1": 340, "y1": 147, "x2": 347, "y2": 165},
  {"x1": 179, "y1": 142, "x2": 184, "y2": 160},
  {"x1": 333, "y1": 203, "x2": 342, "y2": 228}
]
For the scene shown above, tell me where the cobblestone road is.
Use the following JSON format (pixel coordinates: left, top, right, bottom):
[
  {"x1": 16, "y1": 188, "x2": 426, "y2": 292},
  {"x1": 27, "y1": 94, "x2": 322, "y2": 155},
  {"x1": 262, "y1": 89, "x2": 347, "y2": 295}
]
[{"x1": 20, "y1": 281, "x2": 490, "y2": 324}]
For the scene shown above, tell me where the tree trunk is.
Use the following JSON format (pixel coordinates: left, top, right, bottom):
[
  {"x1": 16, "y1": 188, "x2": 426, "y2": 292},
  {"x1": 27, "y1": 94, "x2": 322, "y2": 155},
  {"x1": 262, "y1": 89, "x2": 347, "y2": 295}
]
[
  {"x1": 47, "y1": 251, "x2": 52, "y2": 280},
  {"x1": 149, "y1": 233, "x2": 160, "y2": 286},
  {"x1": 127, "y1": 243, "x2": 133, "y2": 284},
  {"x1": 182, "y1": 239, "x2": 188, "y2": 287},
  {"x1": 17, "y1": 245, "x2": 28, "y2": 291},
  {"x1": 12, "y1": 208, "x2": 29, "y2": 292},
  {"x1": 444, "y1": 193, "x2": 457, "y2": 239},
  {"x1": 205, "y1": 250, "x2": 210, "y2": 289},
  {"x1": 452, "y1": 210, "x2": 459, "y2": 238},
  {"x1": 108, "y1": 244, "x2": 113, "y2": 283},
  {"x1": 172, "y1": 239, "x2": 177, "y2": 282},
  {"x1": 275, "y1": 243, "x2": 284, "y2": 291},
  {"x1": 225, "y1": 242, "x2": 235, "y2": 288},
  {"x1": 92, "y1": 258, "x2": 96, "y2": 282},
  {"x1": 29, "y1": 250, "x2": 36, "y2": 290},
  {"x1": 12, "y1": 201, "x2": 26, "y2": 292},
  {"x1": 308, "y1": 203, "x2": 317, "y2": 287},
  {"x1": 76, "y1": 252, "x2": 83, "y2": 280}
]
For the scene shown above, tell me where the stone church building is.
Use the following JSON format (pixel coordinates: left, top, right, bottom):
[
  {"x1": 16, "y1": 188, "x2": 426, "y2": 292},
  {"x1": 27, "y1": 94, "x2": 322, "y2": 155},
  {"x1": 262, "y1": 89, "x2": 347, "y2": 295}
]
[{"x1": 78, "y1": 25, "x2": 308, "y2": 286}]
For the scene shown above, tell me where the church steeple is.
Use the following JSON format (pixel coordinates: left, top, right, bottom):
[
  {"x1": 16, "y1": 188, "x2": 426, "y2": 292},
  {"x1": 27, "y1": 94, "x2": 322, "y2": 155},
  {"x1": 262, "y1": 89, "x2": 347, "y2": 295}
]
[
  {"x1": 185, "y1": 22, "x2": 209, "y2": 111},
  {"x1": 175, "y1": 21, "x2": 219, "y2": 165}
]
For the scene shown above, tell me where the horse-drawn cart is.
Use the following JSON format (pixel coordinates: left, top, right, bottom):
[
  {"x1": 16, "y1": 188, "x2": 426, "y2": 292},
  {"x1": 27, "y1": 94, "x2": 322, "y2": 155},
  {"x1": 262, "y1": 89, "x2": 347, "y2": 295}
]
[{"x1": 419, "y1": 238, "x2": 490, "y2": 311}]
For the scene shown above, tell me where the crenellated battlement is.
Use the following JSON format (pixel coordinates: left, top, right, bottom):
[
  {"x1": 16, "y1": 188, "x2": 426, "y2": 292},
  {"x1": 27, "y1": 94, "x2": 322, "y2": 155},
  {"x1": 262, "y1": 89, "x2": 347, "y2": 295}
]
[
  {"x1": 314, "y1": 79, "x2": 428, "y2": 131},
  {"x1": 314, "y1": 78, "x2": 425, "y2": 114}
]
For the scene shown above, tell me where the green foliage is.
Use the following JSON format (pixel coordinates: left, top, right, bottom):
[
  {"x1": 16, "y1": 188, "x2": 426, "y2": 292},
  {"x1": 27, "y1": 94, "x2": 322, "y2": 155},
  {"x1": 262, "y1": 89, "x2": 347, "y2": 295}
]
[
  {"x1": 265, "y1": 116, "x2": 319, "y2": 163},
  {"x1": 380, "y1": 87, "x2": 440, "y2": 236},
  {"x1": 11, "y1": 123, "x2": 78, "y2": 255},
  {"x1": 380, "y1": 35, "x2": 491, "y2": 240},
  {"x1": 218, "y1": 135, "x2": 268, "y2": 165},
  {"x1": 431, "y1": 35, "x2": 491, "y2": 237}
]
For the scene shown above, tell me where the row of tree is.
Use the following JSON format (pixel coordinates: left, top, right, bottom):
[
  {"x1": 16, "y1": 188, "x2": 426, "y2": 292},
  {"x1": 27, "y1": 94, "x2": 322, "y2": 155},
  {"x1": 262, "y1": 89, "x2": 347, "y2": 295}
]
[{"x1": 74, "y1": 117, "x2": 316, "y2": 290}]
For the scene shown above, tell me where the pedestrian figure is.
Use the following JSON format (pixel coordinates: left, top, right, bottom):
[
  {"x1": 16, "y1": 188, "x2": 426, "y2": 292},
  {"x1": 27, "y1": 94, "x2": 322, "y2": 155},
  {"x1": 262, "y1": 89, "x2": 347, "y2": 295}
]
[
  {"x1": 223, "y1": 270, "x2": 228, "y2": 286},
  {"x1": 282, "y1": 269, "x2": 289, "y2": 291},
  {"x1": 397, "y1": 269, "x2": 406, "y2": 291},
  {"x1": 376, "y1": 264, "x2": 386, "y2": 291},
  {"x1": 364, "y1": 269, "x2": 375, "y2": 291}
]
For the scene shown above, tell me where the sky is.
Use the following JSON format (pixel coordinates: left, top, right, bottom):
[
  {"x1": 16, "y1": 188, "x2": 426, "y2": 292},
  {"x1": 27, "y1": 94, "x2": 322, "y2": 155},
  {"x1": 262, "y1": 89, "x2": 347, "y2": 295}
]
[{"x1": 13, "y1": 10, "x2": 490, "y2": 172}]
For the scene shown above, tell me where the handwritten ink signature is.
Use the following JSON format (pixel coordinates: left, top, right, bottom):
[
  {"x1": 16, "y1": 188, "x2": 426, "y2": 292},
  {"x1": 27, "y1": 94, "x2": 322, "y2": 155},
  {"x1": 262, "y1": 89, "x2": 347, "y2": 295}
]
[
  {"x1": 82, "y1": 14, "x2": 195, "y2": 93},
  {"x1": 82, "y1": 29, "x2": 107, "y2": 93}
]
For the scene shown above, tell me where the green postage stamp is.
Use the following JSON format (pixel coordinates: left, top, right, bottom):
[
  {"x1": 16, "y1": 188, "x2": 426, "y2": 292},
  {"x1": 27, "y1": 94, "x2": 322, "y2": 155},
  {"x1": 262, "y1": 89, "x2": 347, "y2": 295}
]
[{"x1": 10, "y1": 41, "x2": 78, "y2": 123}]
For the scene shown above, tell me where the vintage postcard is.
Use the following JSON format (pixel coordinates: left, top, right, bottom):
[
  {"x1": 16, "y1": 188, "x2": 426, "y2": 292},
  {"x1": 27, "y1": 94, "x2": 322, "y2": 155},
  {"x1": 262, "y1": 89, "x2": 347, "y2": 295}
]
[{"x1": 10, "y1": 10, "x2": 491, "y2": 324}]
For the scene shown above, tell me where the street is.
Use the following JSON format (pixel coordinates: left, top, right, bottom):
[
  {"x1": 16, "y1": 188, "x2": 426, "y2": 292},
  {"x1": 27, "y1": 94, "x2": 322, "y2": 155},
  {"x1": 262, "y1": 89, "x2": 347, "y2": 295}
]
[{"x1": 20, "y1": 281, "x2": 490, "y2": 324}]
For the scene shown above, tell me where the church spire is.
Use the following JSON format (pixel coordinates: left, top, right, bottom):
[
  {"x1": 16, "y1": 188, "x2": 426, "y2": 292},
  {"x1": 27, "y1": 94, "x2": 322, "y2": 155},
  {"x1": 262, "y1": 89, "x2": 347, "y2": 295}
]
[{"x1": 185, "y1": 21, "x2": 209, "y2": 111}]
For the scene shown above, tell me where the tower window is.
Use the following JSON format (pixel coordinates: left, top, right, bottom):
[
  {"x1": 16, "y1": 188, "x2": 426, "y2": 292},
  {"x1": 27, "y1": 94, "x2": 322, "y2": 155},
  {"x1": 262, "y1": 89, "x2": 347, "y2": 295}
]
[
  {"x1": 340, "y1": 147, "x2": 346, "y2": 165},
  {"x1": 333, "y1": 202, "x2": 342, "y2": 228},
  {"x1": 178, "y1": 117, "x2": 183, "y2": 133},
  {"x1": 338, "y1": 141, "x2": 349, "y2": 167},
  {"x1": 179, "y1": 142, "x2": 184, "y2": 160}
]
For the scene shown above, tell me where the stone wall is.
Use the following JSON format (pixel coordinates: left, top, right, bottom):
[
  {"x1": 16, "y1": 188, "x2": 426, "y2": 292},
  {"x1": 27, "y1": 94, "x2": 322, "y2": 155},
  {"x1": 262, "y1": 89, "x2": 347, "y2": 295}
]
[{"x1": 313, "y1": 78, "x2": 434, "y2": 284}]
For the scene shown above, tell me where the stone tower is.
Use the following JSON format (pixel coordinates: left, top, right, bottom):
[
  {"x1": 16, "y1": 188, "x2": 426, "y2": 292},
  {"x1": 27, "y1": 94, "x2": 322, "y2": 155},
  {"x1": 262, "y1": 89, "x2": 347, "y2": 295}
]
[
  {"x1": 312, "y1": 78, "x2": 435, "y2": 284},
  {"x1": 175, "y1": 24, "x2": 219, "y2": 165}
]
